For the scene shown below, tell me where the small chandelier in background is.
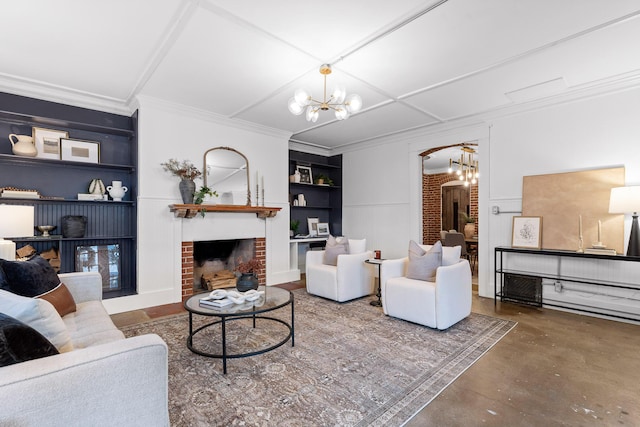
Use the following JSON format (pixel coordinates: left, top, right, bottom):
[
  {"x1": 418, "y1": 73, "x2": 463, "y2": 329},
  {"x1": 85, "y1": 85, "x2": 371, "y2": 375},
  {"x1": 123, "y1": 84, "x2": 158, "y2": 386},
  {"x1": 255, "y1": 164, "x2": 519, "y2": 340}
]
[
  {"x1": 288, "y1": 64, "x2": 363, "y2": 122},
  {"x1": 448, "y1": 146, "x2": 479, "y2": 186}
]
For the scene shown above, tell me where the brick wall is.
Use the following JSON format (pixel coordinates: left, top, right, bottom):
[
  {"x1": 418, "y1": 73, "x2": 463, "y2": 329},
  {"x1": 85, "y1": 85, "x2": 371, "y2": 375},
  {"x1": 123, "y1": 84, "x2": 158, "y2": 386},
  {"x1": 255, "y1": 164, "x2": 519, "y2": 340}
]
[
  {"x1": 255, "y1": 237, "x2": 266, "y2": 285},
  {"x1": 181, "y1": 242, "x2": 194, "y2": 301}
]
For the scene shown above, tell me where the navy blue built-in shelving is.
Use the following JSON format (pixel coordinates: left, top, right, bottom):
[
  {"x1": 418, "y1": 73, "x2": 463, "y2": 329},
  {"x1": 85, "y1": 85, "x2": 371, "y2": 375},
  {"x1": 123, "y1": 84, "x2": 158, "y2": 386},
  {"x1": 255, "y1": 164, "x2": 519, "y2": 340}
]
[
  {"x1": 0, "y1": 92, "x2": 137, "y2": 298},
  {"x1": 289, "y1": 150, "x2": 342, "y2": 236}
]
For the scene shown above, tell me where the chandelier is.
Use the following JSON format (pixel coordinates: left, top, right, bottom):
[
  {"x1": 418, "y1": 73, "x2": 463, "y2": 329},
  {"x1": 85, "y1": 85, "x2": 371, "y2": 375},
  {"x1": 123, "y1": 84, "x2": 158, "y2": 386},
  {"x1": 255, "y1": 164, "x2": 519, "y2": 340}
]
[
  {"x1": 448, "y1": 146, "x2": 479, "y2": 186},
  {"x1": 287, "y1": 64, "x2": 363, "y2": 122}
]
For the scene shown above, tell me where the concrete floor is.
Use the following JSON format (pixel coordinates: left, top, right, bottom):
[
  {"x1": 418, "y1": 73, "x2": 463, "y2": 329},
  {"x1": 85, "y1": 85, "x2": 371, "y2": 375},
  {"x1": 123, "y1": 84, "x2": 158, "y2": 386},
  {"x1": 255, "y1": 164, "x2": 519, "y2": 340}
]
[
  {"x1": 408, "y1": 297, "x2": 640, "y2": 427},
  {"x1": 112, "y1": 280, "x2": 640, "y2": 427}
]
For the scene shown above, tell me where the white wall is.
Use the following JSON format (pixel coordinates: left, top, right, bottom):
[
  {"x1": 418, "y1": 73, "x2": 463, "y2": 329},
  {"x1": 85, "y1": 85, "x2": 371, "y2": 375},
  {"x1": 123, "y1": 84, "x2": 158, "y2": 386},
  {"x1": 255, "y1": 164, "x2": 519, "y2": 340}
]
[
  {"x1": 103, "y1": 97, "x2": 292, "y2": 313},
  {"x1": 339, "y1": 85, "x2": 640, "y2": 301},
  {"x1": 485, "y1": 87, "x2": 640, "y2": 298}
]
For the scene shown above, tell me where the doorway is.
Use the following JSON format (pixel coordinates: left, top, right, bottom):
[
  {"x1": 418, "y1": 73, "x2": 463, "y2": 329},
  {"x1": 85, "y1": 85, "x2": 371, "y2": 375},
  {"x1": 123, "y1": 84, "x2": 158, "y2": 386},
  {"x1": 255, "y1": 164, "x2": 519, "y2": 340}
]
[
  {"x1": 442, "y1": 182, "x2": 470, "y2": 232},
  {"x1": 421, "y1": 143, "x2": 479, "y2": 244}
]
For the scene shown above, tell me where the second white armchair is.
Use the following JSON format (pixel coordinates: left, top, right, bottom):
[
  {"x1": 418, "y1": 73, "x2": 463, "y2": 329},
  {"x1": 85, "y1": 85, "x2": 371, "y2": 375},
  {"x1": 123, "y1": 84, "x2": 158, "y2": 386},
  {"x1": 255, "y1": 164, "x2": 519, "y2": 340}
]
[
  {"x1": 306, "y1": 238, "x2": 374, "y2": 302},
  {"x1": 381, "y1": 243, "x2": 472, "y2": 330}
]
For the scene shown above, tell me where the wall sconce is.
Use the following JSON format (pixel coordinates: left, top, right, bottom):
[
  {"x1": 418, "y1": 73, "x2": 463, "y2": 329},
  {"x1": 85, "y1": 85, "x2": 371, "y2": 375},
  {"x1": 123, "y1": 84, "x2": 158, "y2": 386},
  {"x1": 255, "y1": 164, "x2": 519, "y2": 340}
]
[{"x1": 0, "y1": 205, "x2": 35, "y2": 260}]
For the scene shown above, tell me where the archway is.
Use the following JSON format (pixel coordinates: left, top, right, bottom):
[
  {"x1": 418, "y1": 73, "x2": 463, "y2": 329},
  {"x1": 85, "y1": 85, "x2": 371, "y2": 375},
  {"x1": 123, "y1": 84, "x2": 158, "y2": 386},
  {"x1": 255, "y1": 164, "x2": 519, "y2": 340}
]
[{"x1": 421, "y1": 143, "x2": 478, "y2": 245}]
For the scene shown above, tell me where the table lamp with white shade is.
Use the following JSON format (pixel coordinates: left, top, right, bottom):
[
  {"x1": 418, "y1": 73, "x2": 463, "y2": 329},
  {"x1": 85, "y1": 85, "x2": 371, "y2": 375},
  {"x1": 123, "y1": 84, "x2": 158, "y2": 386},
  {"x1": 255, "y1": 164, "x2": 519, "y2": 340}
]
[
  {"x1": 0, "y1": 205, "x2": 35, "y2": 261},
  {"x1": 609, "y1": 186, "x2": 640, "y2": 257}
]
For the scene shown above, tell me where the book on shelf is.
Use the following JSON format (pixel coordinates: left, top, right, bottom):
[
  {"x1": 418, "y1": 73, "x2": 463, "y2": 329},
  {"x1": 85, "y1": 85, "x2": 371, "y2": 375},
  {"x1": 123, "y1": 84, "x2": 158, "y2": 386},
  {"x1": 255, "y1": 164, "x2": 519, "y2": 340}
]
[
  {"x1": 0, "y1": 189, "x2": 40, "y2": 199},
  {"x1": 199, "y1": 297, "x2": 233, "y2": 308},
  {"x1": 584, "y1": 248, "x2": 617, "y2": 255}
]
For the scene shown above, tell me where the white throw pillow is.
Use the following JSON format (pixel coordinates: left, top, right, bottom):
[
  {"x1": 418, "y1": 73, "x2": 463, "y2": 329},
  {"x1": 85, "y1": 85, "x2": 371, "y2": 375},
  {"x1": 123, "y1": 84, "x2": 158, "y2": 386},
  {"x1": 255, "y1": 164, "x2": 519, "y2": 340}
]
[
  {"x1": 348, "y1": 239, "x2": 367, "y2": 254},
  {"x1": 441, "y1": 245, "x2": 462, "y2": 266},
  {"x1": 419, "y1": 242, "x2": 461, "y2": 266},
  {"x1": 0, "y1": 289, "x2": 73, "y2": 352}
]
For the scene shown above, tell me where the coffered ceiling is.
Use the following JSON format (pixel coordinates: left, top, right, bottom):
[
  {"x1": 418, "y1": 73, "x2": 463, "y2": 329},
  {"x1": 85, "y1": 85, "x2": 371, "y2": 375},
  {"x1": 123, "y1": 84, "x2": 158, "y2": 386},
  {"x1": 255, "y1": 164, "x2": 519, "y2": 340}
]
[{"x1": 1, "y1": 1, "x2": 639, "y2": 151}]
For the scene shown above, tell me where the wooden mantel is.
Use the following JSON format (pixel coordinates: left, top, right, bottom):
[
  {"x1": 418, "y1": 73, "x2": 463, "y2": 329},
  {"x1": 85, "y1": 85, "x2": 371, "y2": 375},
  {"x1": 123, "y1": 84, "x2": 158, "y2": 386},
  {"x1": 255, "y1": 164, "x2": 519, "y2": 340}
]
[{"x1": 169, "y1": 204, "x2": 282, "y2": 219}]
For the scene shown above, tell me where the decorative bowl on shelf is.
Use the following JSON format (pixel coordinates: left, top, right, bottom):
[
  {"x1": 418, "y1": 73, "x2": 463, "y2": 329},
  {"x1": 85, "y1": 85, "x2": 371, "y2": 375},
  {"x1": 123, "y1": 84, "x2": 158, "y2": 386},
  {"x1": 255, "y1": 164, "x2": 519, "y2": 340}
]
[{"x1": 35, "y1": 225, "x2": 56, "y2": 237}]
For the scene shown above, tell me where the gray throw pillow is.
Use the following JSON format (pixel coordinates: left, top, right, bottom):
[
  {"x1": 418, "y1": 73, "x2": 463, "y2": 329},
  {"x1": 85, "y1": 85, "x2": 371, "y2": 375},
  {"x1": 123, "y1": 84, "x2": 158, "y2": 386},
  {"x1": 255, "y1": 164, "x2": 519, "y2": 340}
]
[
  {"x1": 406, "y1": 240, "x2": 442, "y2": 281},
  {"x1": 323, "y1": 235, "x2": 349, "y2": 266}
]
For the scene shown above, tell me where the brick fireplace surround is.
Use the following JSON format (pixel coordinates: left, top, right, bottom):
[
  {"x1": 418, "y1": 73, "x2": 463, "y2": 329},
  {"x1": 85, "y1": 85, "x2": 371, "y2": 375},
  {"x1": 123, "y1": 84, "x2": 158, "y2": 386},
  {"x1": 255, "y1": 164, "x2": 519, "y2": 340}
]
[{"x1": 181, "y1": 237, "x2": 266, "y2": 301}]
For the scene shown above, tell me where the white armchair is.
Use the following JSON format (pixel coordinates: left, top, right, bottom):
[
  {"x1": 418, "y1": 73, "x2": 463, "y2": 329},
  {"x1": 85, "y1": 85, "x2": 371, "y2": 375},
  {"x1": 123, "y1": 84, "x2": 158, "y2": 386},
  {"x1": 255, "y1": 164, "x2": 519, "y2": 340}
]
[
  {"x1": 306, "y1": 239, "x2": 374, "y2": 302},
  {"x1": 381, "y1": 244, "x2": 472, "y2": 330}
]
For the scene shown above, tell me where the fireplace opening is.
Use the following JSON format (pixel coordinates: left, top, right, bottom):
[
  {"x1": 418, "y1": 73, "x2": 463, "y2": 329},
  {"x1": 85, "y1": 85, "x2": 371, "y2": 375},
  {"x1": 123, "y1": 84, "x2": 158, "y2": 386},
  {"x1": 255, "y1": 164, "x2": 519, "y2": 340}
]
[{"x1": 193, "y1": 239, "x2": 255, "y2": 292}]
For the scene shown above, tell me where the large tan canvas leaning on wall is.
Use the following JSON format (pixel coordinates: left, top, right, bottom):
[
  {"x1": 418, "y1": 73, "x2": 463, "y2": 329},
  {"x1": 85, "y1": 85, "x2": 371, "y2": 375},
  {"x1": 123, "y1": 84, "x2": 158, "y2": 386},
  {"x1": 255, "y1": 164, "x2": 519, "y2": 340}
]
[{"x1": 522, "y1": 167, "x2": 624, "y2": 253}]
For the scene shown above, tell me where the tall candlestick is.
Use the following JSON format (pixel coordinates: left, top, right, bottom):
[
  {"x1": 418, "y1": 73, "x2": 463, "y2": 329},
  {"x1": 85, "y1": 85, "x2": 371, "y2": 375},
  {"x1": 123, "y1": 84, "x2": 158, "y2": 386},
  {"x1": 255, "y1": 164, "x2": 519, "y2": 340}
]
[
  {"x1": 255, "y1": 170, "x2": 260, "y2": 206},
  {"x1": 579, "y1": 215, "x2": 582, "y2": 238},
  {"x1": 598, "y1": 220, "x2": 602, "y2": 242},
  {"x1": 261, "y1": 176, "x2": 265, "y2": 206},
  {"x1": 577, "y1": 214, "x2": 584, "y2": 252}
]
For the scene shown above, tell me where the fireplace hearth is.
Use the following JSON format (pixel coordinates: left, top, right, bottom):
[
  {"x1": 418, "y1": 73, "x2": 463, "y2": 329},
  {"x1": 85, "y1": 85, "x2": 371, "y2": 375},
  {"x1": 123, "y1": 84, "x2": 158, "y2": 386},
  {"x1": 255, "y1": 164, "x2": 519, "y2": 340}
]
[{"x1": 181, "y1": 237, "x2": 265, "y2": 300}]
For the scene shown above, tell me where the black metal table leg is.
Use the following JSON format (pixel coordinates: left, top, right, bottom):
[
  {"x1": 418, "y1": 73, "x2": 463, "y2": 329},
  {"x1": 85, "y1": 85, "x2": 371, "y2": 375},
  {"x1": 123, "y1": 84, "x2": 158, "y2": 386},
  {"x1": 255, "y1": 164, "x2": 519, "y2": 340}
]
[{"x1": 221, "y1": 317, "x2": 227, "y2": 374}]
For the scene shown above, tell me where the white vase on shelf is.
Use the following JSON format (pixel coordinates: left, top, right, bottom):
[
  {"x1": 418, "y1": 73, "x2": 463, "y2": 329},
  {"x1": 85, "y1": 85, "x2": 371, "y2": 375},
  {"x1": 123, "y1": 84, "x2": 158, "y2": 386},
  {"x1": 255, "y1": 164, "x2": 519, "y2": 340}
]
[{"x1": 107, "y1": 180, "x2": 128, "y2": 201}]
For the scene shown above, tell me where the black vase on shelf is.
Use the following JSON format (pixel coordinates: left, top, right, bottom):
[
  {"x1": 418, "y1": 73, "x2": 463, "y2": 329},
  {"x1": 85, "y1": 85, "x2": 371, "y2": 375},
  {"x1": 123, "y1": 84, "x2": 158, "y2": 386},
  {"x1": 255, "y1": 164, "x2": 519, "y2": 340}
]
[
  {"x1": 61, "y1": 215, "x2": 87, "y2": 238},
  {"x1": 179, "y1": 179, "x2": 196, "y2": 204},
  {"x1": 236, "y1": 273, "x2": 259, "y2": 292}
]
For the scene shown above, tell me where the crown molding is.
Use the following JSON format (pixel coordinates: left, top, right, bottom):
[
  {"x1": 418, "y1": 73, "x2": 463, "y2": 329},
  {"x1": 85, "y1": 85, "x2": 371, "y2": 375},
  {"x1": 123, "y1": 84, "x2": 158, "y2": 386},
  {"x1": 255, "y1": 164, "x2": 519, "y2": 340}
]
[
  {"x1": 329, "y1": 70, "x2": 640, "y2": 155},
  {"x1": 287, "y1": 140, "x2": 332, "y2": 157},
  {"x1": 0, "y1": 73, "x2": 132, "y2": 116},
  {"x1": 135, "y1": 95, "x2": 292, "y2": 140}
]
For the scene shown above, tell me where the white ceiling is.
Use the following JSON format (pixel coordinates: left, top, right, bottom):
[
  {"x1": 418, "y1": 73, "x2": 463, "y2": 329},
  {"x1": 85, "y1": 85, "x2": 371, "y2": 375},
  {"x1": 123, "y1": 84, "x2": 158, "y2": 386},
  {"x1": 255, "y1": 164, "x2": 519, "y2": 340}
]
[{"x1": 1, "y1": 0, "x2": 639, "y2": 151}]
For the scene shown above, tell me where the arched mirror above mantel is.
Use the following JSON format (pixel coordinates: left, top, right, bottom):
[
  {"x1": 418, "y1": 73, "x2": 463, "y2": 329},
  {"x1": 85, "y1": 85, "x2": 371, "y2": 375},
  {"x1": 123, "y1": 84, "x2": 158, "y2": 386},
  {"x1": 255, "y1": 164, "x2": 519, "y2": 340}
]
[{"x1": 203, "y1": 147, "x2": 250, "y2": 206}]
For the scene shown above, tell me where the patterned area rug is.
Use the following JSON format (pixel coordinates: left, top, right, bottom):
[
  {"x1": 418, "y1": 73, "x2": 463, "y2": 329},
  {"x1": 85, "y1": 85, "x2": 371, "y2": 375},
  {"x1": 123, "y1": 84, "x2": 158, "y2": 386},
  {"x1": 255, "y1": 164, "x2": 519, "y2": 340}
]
[{"x1": 122, "y1": 289, "x2": 516, "y2": 426}]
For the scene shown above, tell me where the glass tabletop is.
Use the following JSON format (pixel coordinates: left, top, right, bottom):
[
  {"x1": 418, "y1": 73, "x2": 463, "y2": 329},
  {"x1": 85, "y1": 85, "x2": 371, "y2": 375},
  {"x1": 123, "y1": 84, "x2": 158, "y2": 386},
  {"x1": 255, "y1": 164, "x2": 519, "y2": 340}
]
[{"x1": 184, "y1": 286, "x2": 292, "y2": 316}]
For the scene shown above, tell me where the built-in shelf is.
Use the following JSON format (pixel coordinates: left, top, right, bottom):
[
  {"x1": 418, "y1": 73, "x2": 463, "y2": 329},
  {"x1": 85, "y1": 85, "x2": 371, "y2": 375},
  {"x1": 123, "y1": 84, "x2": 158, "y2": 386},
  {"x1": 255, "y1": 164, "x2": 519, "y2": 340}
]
[
  {"x1": 291, "y1": 206, "x2": 333, "y2": 210},
  {"x1": 0, "y1": 108, "x2": 135, "y2": 137},
  {"x1": 291, "y1": 159, "x2": 341, "y2": 169},
  {"x1": 289, "y1": 182, "x2": 341, "y2": 189},
  {"x1": 289, "y1": 150, "x2": 342, "y2": 236},
  {"x1": 169, "y1": 204, "x2": 282, "y2": 219},
  {"x1": 0, "y1": 153, "x2": 135, "y2": 171},
  {"x1": 0, "y1": 197, "x2": 135, "y2": 205},
  {"x1": 0, "y1": 92, "x2": 138, "y2": 299},
  {"x1": 13, "y1": 236, "x2": 136, "y2": 242}
]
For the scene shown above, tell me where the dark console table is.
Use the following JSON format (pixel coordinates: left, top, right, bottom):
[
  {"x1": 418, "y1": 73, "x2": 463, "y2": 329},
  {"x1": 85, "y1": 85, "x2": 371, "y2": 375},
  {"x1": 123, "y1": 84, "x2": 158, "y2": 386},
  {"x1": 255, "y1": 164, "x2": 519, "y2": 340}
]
[{"x1": 495, "y1": 246, "x2": 640, "y2": 321}]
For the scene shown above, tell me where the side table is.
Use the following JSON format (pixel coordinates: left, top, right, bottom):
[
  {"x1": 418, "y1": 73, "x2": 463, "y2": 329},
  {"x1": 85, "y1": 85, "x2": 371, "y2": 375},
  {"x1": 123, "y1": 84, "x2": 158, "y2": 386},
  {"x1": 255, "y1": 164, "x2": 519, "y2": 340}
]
[{"x1": 365, "y1": 258, "x2": 385, "y2": 307}]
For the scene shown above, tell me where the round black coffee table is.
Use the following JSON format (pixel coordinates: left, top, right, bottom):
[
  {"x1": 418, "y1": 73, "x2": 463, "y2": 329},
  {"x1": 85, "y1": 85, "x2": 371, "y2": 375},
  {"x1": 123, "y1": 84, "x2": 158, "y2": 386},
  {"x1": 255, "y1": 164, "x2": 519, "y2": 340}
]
[{"x1": 184, "y1": 286, "x2": 294, "y2": 374}]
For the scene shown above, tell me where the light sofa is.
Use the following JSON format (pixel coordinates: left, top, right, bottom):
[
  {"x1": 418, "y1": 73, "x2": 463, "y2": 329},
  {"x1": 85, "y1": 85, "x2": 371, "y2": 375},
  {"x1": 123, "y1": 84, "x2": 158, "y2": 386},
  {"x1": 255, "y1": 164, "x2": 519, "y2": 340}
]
[{"x1": 0, "y1": 272, "x2": 169, "y2": 426}]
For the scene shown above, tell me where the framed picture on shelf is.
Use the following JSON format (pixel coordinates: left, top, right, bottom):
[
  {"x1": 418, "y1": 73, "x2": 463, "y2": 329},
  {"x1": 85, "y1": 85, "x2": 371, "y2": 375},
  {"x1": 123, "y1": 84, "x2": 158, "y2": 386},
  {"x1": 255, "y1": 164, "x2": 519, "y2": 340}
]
[
  {"x1": 511, "y1": 216, "x2": 542, "y2": 249},
  {"x1": 32, "y1": 127, "x2": 68, "y2": 160},
  {"x1": 75, "y1": 244, "x2": 121, "y2": 291},
  {"x1": 317, "y1": 222, "x2": 330, "y2": 236},
  {"x1": 307, "y1": 217, "x2": 319, "y2": 237},
  {"x1": 61, "y1": 138, "x2": 100, "y2": 163},
  {"x1": 296, "y1": 165, "x2": 312, "y2": 184}
]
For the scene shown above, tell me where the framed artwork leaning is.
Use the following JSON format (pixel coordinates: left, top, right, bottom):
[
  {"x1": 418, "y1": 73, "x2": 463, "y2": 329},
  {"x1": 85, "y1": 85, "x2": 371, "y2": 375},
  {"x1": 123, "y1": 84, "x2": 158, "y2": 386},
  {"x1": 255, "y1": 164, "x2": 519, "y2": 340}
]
[
  {"x1": 317, "y1": 222, "x2": 330, "y2": 236},
  {"x1": 511, "y1": 216, "x2": 542, "y2": 249},
  {"x1": 296, "y1": 165, "x2": 312, "y2": 184},
  {"x1": 75, "y1": 244, "x2": 121, "y2": 291},
  {"x1": 32, "y1": 127, "x2": 68, "y2": 160},
  {"x1": 61, "y1": 138, "x2": 100, "y2": 163},
  {"x1": 307, "y1": 217, "x2": 319, "y2": 237}
]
